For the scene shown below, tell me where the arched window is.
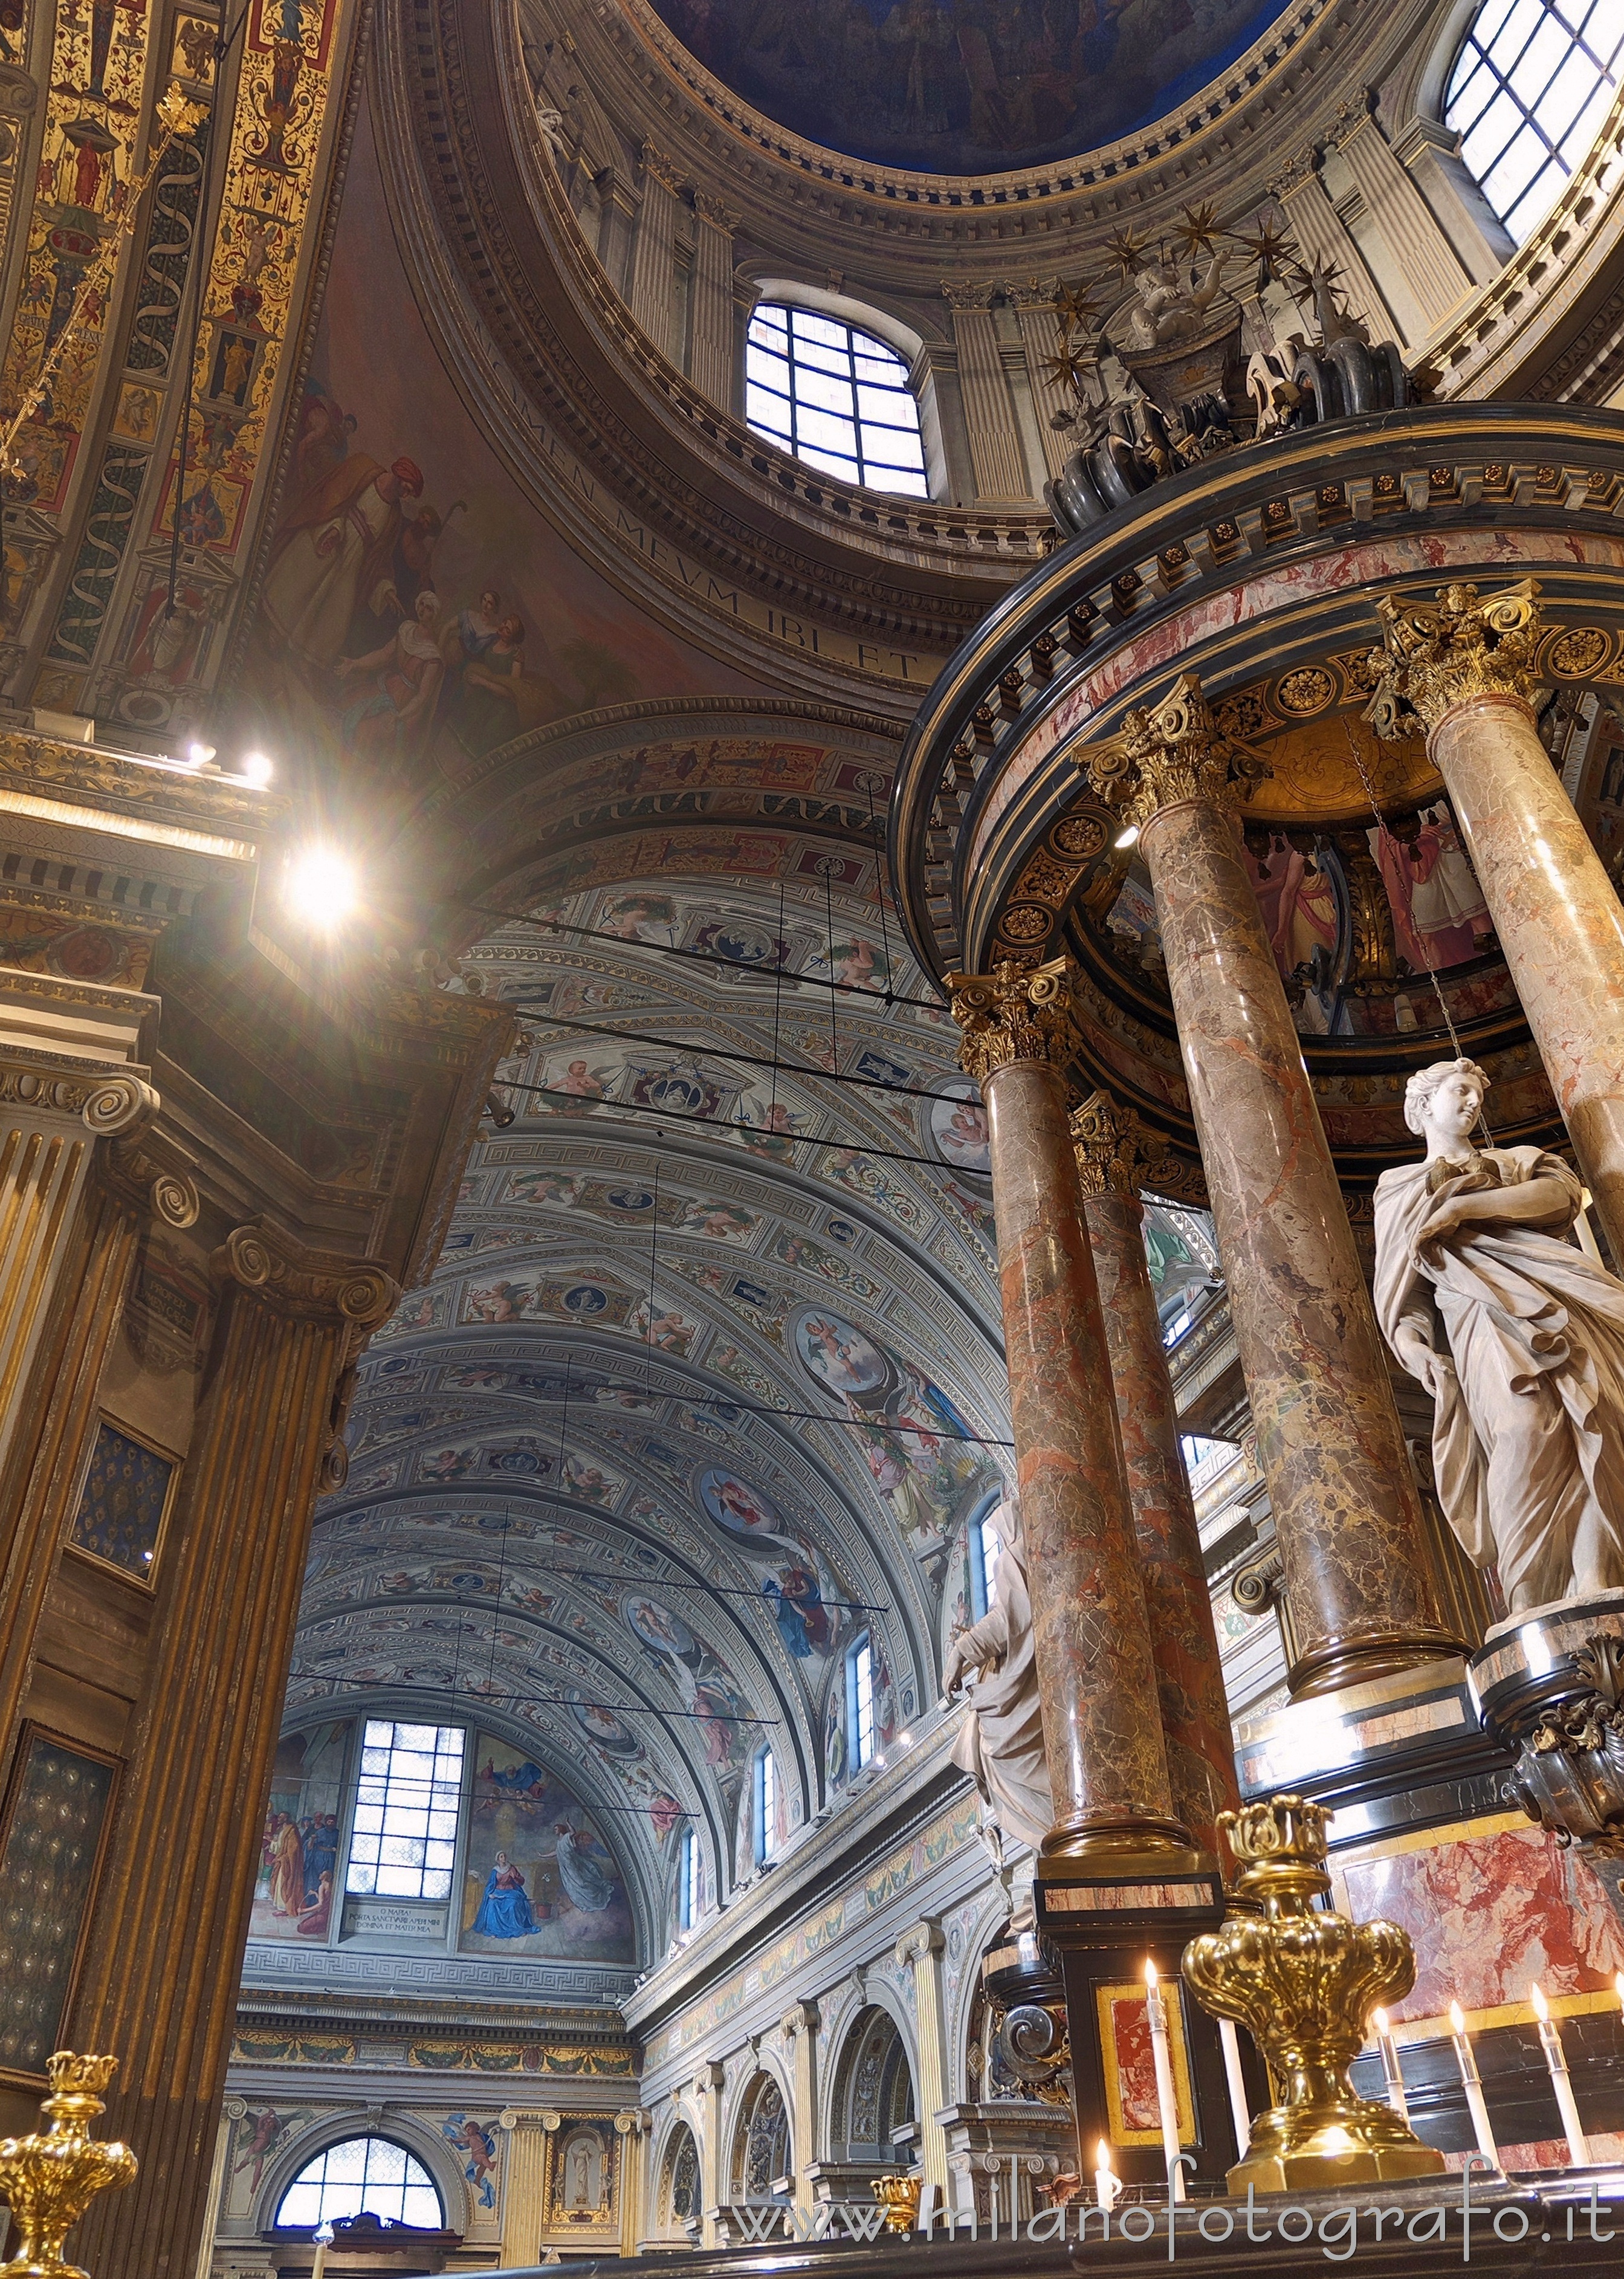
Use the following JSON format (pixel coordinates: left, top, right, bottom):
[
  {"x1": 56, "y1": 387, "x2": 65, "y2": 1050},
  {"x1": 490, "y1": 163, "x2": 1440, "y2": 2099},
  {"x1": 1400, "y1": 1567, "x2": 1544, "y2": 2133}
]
[
  {"x1": 846, "y1": 1633, "x2": 876, "y2": 1769},
  {"x1": 968, "y1": 1498, "x2": 1002, "y2": 1620},
  {"x1": 1446, "y1": 1, "x2": 1624, "y2": 242},
  {"x1": 745, "y1": 304, "x2": 928, "y2": 497},
  {"x1": 753, "y1": 1745, "x2": 777, "y2": 1863},
  {"x1": 346, "y1": 1718, "x2": 464, "y2": 1900},
  {"x1": 677, "y1": 1825, "x2": 697, "y2": 1930},
  {"x1": 275, "y1": 2136, "x2": 443, "y2": 2229}
]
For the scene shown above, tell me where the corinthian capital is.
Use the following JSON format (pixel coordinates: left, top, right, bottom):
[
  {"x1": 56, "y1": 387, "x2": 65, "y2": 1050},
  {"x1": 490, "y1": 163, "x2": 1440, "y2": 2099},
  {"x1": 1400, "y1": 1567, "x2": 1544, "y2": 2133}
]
[
  {"x1": 944, "y1": 955, "x2": 1074, "y2": 1084},
  {"x1": 1070, "y1": 1088, "x2": 1156, "y2": 1200},
  {"x1": 1079, "y1": 672, "x2": 1269, "y2": 830},
  {"x1": 1366, "y1": 578, "x2": 1544, "y2": 737}
]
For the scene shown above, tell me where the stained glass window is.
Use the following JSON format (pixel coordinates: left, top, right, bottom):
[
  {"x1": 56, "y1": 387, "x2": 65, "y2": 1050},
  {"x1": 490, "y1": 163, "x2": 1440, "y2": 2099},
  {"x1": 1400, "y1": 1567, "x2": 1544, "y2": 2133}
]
[
  {"x1": 745, "y1": 305, "x2": 928, "y2": 497},
  {"x1": 1446, "y1": 0, "x2": 1624, "y2": 241},
  {"x1": 275, "y1": 2136, "x2": 442, "y2": 2228},
  {"x1": 345, "y1": 1720, "x2": 464, "y2": 1899}
]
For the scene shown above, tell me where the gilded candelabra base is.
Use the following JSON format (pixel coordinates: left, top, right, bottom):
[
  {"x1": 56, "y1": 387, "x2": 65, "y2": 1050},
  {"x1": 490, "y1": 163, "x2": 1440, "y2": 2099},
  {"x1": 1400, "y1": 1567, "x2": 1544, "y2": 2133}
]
[
  {"x1": 872, "y1": 2173, "x2": 921, "y2": 2235},
  {"x1": 1183, "y1": 1796, "x2": 1444, "y2": 2197},
  {"x1": 0, "y1": 2052, "x2": 137, "y2": 2279}
]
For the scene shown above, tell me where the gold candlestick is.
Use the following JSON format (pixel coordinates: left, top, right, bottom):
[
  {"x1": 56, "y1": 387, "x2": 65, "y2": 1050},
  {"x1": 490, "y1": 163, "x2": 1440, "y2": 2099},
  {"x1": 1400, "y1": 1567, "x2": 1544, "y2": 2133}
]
[
  {"x1": 0, "y1": 2051, "x2": 138, "y2": 2279},
  {"x1": 1182, "y1": 1795, "x2": 1445, "y2": 2194}
]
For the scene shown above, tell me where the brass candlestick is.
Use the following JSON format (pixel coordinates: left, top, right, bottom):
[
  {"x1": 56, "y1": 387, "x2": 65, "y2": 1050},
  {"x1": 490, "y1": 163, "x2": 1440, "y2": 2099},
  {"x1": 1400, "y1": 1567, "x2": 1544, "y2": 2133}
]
[
  {"x1": 0, "y1": 2051, "x2": 138, "y2": 2278},
  {"x1": 1182, "y1": 1796, "x2": 1444, "y2": 2193},
  {"x1": 872, "y1": 2173, "x2": 921, "y2": 2234}
]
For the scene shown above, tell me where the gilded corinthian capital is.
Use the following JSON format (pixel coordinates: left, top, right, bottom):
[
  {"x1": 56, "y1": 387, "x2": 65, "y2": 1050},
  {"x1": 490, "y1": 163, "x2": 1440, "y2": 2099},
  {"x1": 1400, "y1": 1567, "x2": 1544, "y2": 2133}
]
[
  {"x1": 945, "y1": 955, "x2": 1074, "y2": 1082},
  {"x1": 1070, "y1": 1088, "x2": 1156, "y2": 1200},
  {"x1": 1078, "y1": 672, "x2": 1269, "y2": 829},
  {"x1": 1365, "y1": 578, "x2": 1544, "y2": 737}
]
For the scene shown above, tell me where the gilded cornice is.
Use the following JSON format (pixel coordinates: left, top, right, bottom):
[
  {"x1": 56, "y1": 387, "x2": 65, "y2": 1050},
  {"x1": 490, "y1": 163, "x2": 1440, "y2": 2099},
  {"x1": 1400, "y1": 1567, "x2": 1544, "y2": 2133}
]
[
  {"x1": 1367, "y1": 578, "x2": 1545, "y2": 737},
  {"x1": 945, "y1": 954, "x2": 1075, "y2": 1084}
]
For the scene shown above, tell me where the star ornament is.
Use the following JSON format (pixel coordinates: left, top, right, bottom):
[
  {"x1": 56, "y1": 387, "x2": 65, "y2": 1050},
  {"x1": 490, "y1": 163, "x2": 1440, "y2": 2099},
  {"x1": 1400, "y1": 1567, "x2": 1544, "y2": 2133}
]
[
  {"x1": 1176, "y1": 201, "x2": 1222, "y2": 254},
  {"x1": 1104, "y1": 227, "x2": 1145, "y2": 277}
]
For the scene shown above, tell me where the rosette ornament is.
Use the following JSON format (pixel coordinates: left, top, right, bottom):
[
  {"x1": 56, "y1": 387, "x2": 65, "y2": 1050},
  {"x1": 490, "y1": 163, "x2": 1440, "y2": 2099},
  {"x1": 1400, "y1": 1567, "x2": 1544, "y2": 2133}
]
[
  {"x1": 0, "y1": 2051, "x2": 138, "y2": 2277},
  {"x1": 1182, "y1": 1796, "x2": 1444, "y2": 2193}
]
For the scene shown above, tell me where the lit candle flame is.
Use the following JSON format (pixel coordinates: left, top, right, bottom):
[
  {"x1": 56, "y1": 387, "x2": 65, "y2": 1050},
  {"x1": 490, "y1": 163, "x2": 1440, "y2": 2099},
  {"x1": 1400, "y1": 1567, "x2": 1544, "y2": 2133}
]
[
  {"x1": 1531, "y1": 1982, "x2": 1549, "y2": 2023},
  {"x1": 1096, "y1": 2140, "x2": 1114, "y2": 2173},
  {"x1": 1373, "y1": 2008, "x2": 1389, "y2": 2035},
  {"x1": 1145, "y1": 1958, "x2": 1159, "y2": 1990},
  {"x1": 1449, "y1": 2000, "x2": 1467, "y2": 2035}
]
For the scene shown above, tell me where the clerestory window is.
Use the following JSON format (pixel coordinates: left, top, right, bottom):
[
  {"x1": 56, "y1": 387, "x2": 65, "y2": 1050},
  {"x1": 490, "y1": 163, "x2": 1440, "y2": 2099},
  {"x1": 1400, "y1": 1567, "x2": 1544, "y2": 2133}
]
[
  {"x1": 1446, "y1": 0, "x2": 1624, "y2": 242},
  {"x1": 276, "y1": 2136, "x2": 443, "y2": 2229},
  {"x1": 344, "y1": 1719, "x2": 464, "y2": 1900},
  {"x1": 745, "y1": 304, "x2": 928, "y2": 497}
]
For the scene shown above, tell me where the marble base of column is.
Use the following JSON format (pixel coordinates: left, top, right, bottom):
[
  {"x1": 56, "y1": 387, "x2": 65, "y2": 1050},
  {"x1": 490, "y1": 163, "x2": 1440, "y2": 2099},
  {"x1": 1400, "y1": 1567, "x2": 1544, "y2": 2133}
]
[
  {"x1": 1140, "y1": 792, "x2": 1464, "y2": 1698},
  {"x1": 1079, "y1": 1180, "x2": 1240, "y2": 1855},
  {"x1": 1431, "y1": 689, "x2": 1624, "y2": 1264}
]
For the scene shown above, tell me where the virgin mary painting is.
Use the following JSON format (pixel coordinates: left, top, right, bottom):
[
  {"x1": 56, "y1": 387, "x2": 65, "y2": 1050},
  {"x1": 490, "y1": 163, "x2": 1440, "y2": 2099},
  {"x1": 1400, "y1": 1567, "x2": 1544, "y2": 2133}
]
[{"x1": 473, "y1": 1850, "x2": 539, "y2": 1938}]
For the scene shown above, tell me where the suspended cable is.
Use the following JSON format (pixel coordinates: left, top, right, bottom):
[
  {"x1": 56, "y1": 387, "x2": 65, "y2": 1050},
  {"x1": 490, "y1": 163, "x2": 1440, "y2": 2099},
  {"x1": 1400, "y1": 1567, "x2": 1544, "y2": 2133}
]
[
  {"x1": 488, "y1": 1077, "x2": 959, "y2": 1169},
  {"x1": 864, "y1": 771, "x2": 898, "y2": 989},
  {"x1": 456, "y1": 904, "x2": 945, "y2": 1013},
  {"x1": 287, "y1": 1672, "x2": 779, "y2": 1724},
  {"x1": 498, "y1": 1000, "x2": 959, "y2": 1107}
]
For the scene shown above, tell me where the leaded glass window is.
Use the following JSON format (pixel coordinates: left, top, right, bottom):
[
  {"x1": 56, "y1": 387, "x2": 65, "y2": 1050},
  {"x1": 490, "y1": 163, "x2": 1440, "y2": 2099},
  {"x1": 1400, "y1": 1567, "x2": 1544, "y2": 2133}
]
[
  {"x1": 345, "y1": 1719, "x2": 464, "y2": 1899},
  {"x1": 1446, "y1": 0, "x2": 1624, "y2": 241},
  {"x1": 745, "y1": 305, "x2": 928, "y2": 496},
  {"x1": 275, "y1": 2136, "x2": 442, "y2": 2228}
]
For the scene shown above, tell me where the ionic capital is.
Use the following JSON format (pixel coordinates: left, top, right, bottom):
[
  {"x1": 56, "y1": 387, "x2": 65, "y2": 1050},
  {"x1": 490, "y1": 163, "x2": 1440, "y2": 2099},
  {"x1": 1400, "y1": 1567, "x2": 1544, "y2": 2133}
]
[
  {"x1": 779, "y1": 1999, "x2": 820, "y2": 2039},
  {"x1": 1069, "y1": 1088, "x2": 1154, "y2": 1201},
  {"x1": 1079, "y1": 672, "x2": 1268, "y2": 830},
  {"x1": 895, "y1": 1918, "x2": 945, "y2": 1969},
  {"x1": 944, "y1": 954, "x2": 1074, "y2": 1083},
  {"x1": 213, "y1": 1220, "x2": 398, "y2": 1327},
  {"x1": 1366, "y1": 578, "x2": 1544, "y2": 737}
]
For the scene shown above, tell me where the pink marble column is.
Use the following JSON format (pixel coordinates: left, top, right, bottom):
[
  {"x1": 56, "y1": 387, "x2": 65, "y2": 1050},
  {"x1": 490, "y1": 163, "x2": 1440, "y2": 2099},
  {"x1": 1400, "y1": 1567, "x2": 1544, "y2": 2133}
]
[
  {"x1": 1071, "y1": 1091, "x2": 1240, "y2": 1857},
  {"x1": 1372, "y1": 579, "x2": 1624, "y2": 1264},
  {"x1": 1083, "y1": 677, "x2": 1463, "y2": 1699},
  {"x1": 947, "y1": 960, "x2": 1201, "y2": 1870}
]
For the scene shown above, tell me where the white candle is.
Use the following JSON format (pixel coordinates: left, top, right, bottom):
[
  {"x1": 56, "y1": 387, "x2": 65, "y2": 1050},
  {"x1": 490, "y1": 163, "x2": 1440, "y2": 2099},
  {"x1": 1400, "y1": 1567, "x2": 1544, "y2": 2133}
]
[
  {"x1": 1094, "y1": 2139, "x2": 1119, "y2": 2213},
  {"x1": 1372, "y1": 2006, "x2": 1411, "y2": 2125},
  {"x1": 1144, "y1": 1961, "x2": 1187, "y2": 2202},
  {"x1": 1218, "y1": 2016, "x2": 1250, "y2": 2154},
  {"x1": 1449, "y1": 2000, "x2": 1501, "y2": 2171},
  {"x1": 1532, "y1": 1983, "x2": 1591, "y2": 2167}
]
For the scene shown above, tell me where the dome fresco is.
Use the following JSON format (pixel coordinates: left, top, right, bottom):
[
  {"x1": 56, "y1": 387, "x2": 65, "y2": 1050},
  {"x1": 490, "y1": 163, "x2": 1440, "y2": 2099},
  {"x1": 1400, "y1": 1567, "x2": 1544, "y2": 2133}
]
[{"x1": 646, "y1": 0, "x2": 1292, "y2": 174}]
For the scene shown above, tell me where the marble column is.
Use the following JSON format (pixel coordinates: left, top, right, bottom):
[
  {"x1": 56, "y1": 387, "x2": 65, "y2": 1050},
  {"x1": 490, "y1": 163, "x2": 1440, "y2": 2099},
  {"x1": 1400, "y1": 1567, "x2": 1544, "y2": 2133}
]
[
  {"x1": 896, "y1": 1921, "x2": 948, "y2": 2208},
  {"x1": 778, "y1": 2001, "x2": 819, "y2": 2218},
  {"x1": 1081, "y1": 679, "x2": 1462, "y2": 1698},
  {"x1": 1070, "y1": 1090, "x2": 1240, "y2": 1855},
  {"x1": 66, "y1": 1225, "x2": 396, "y2": 2279},
  {"x1": 1370, "y1": 578, "x2": 1624, "y2": 1267},
  {"x1": 499, "y1": 2112, "x2": 551, "y2": 2262},
  {"x1": 945, "y1": 958, "x2": 1197, "y2": 1867}
]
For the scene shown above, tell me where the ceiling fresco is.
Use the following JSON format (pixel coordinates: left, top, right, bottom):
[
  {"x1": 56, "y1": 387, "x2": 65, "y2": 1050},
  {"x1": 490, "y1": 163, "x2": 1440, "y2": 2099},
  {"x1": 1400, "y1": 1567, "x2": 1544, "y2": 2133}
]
[
  {"x1": 644, "y1": 0, "x2": 1292, "y2": 175},
  {"x1": 283, "y1": 866, "x2": 1018, "y2": 1964}
]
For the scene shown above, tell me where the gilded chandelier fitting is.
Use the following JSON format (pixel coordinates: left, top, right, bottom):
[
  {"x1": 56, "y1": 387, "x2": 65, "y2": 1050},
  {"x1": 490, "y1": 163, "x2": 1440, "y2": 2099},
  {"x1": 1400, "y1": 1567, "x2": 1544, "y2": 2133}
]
[
  {"x1": 0, "y1": 2051, "x2": 137, "y2": 2278},
  {"x1": 1182, "y1": 1796, "x2": 1444, "y2": 2194}
]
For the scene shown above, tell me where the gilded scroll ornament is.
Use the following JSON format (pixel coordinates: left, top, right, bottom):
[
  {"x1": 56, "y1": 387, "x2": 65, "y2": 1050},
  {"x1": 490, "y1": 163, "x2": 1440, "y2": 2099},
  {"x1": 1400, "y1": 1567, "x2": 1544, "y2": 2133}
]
[
  {"x1": 944, "y1": 955, "x2": 1075, "y2": 1082},
  {"x1": 0, "y1": 2049, "x2": 137, "y2": 2278},
  {"x1": 1079, "y1": 672, "x2": 1270, "y2": 829},
  {"x1": 1070, "y1": 1088, "x2": 1157, "y2": 1200},
  {"x1": 214, "y1": 1221, "x2": 398, "y2": 1326},
  {"x1": 1365, "y1": 579, "x2": 1545, "y2": 739},
  {"x1": 1181, "y1": 1796, "x2": 1443, "y2": 2193}
]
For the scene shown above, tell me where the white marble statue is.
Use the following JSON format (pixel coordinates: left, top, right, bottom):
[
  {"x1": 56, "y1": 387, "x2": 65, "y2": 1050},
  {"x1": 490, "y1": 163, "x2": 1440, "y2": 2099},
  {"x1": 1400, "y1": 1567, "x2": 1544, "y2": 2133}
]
[
  {"x1": 1121, "y1": 250, "x2": 1230, "y2": 352},
  {"x1": 943, "y1": 1501, "x2": 1052, "y2": 1919},
  {"x1": 1373, "y1": 1058, "x2": 1624, "y2": 1613}
]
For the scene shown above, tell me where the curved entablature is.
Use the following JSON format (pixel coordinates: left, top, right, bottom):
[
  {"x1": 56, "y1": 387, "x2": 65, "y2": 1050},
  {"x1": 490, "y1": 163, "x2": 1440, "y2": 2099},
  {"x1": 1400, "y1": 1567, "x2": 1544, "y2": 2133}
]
[{"x1": 890, "y1": 399, "x2": 1624, "y2": 1181}]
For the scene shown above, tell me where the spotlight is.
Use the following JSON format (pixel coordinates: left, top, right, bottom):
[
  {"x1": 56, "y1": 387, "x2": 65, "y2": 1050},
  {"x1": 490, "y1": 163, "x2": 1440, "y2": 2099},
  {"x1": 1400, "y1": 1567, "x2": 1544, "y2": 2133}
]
[
  {"x1": 240, "y1": 751, "x2": 274, "y2": 786},
  {"x1": 185, "y1": 739, "x2": 216, "y2": 768},
  {"x1": 285, "y1": 845, "x2": 358, "y2": 930},
  {"x1": 1113, "y1": 823, "x2": 1140, "y2": 850}
]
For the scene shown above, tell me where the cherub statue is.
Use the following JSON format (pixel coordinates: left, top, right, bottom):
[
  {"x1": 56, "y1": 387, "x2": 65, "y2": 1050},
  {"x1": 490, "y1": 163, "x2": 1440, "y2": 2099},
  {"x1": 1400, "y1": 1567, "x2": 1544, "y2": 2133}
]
[
  {"x1": 1373, "y1": 1058, "x2": 1624, "y2": 1614},
  {"x1": 1122, "y1": 246, "x2": 1231, "y2": 352}
]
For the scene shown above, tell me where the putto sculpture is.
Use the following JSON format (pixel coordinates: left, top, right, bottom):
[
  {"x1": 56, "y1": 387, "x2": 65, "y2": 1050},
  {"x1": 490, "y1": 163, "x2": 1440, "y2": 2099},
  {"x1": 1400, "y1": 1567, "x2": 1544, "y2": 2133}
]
[
  {"x1": 942, "y1": 1499, "x2": 1051, "y2": 1917},
  {"x1": 1373, "y1": 1058, "x2": 1624, "y2": 1614}
]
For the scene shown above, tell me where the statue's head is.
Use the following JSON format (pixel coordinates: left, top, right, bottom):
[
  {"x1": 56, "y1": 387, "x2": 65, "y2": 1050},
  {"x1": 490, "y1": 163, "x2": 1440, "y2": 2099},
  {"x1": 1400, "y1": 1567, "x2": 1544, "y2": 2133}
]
[{"x1": 1403, "y1": 1057, "x2": 1488, "y2": 1141}]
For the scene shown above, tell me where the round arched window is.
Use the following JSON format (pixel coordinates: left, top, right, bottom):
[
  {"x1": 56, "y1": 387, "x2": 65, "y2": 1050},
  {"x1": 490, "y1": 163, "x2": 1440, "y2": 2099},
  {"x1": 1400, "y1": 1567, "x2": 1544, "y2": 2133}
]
[
  {"x1": 745, "y1": 304, "x2": 928, "y2": 497},
  {"x1": 1446, "y1": 1, "x2": 1624, "y2": 242},
  {"x1": 274, "y1": 2136, "x2": 444, "y2": 2229}
]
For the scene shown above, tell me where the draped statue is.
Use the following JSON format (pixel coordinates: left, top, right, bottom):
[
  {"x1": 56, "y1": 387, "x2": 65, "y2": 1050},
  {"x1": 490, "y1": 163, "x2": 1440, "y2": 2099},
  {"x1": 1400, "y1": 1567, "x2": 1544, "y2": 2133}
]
[
  {"x1": 1373, "y1": 1059, "x2": 1624, "y2": 1614},
  {"x1": 943, "y1": 1501, "x2": 1052, "y2": 1917}
]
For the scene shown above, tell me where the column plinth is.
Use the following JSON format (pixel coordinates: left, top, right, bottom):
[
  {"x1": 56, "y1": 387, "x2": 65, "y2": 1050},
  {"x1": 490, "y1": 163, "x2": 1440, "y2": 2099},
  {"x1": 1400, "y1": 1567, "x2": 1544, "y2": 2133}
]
[
  {"x1": 1083, "y1": 676, "x2": 1464, "y2": 1699},
  {"x1": 946, "y1": 959, "x2": 1203, "y2": 1875},
  {"x1": 1071, "y1": 1093, "x2": 1240, "y2": 1856},
  {"x1": 1371, "y1": 578, "x2": 1624, "y2": 1265}
]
